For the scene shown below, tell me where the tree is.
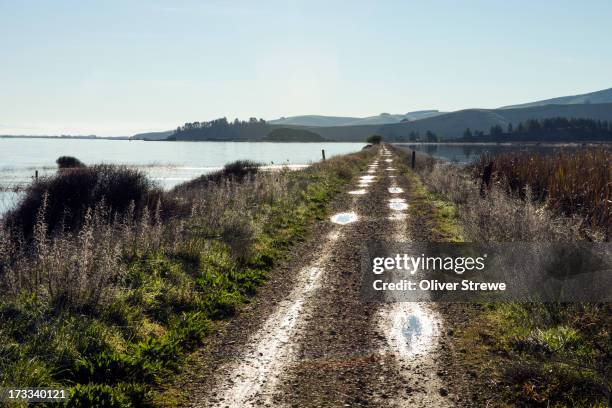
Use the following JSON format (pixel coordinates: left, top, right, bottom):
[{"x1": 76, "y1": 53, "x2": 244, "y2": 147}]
[
  {"x1": 366, "y1": 134, "x2": 382, "y2": 144},
  {"x1": 489, "y1": 125, "x2": 503, "y2": 136},
  {"x1": 425, "y1": 130, "x2": 438, "y2": 142},
  {"x1": 463, "y1": 128, "x2": 473, "y2": 138},
  {"x1": 408, "y1": 131, "x2": 419, "y2": 141}
]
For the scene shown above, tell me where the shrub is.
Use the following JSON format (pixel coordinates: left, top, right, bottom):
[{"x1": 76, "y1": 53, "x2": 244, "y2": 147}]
[
  {"x1": 56, "y1": 156, "x2": 85, "y2": 169},
  {"x1": 174, "y1": 160, "x2": 261, "y2": 194},
  {"x1": 221, "y1": 159, "x2": 260, "y2": 180},
  {"x1": 4, "y1": 165, "x2": 156, "y2": 237},
  {"x1": 366, "y1": 134, "x2": 382, "y2": 144}
]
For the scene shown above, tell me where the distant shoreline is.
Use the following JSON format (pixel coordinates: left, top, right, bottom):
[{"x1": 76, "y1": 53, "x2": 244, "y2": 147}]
[
  {"x1": 0, "y1": 135, "x2": 131, "y2": 140},
  {"x1": 0, "y1": 136, "x2": 363, "y2": 143}
]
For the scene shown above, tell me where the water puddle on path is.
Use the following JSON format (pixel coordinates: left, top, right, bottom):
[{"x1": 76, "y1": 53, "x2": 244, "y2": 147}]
[
  {"x1": 388, "y1": 187, "x2": 403, "y2": 194},
  {"x1": 330, "y1": 212, "x2": 358, "y2": 225},
  {"x1": 388, "y1": 303, "x2": 438, "y2": 356},
  {"x1": 360, "y1": 175, "x2": 376, "y2": 181},
  {"x1": 348, "y1": 189, "x2": 367, "y2": 195},
  {"x1": 386, "y1": 167, "x2": 396, "y2": 171},
  {"x1": 385, "y1": 159, "x2": 393, "y2": 163},
  {"x1": 389, "y1": 198, "x2": 408, "y2": 211}
]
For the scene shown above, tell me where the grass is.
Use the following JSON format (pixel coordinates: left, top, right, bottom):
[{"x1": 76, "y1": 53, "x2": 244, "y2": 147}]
[
  {"x1": 394, "y1": 145, "x2": 610, "y2": 407},
  {"x1": 391, "y1": 147, "x2": 464, "y2": 242},
  {"x1": 456, "y1": 303, "x2": 610, "y2": 407},
  {"x1": 472, "y1": 148, "x2": 611, "y2": 239},
  {"x1": 403, "y1": 169, "x2": 464, "y2": 242},
  {"x1": 0, "y1": 150, "x2": 373, "y2": 406}
]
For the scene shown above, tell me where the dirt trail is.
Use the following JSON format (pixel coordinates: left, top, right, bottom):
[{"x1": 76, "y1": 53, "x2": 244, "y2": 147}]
[{"x1": 185, "y1": 146, "x2": 454, "y2": 407}]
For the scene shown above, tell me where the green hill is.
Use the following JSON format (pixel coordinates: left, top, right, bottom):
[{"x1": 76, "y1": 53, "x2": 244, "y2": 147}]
[
  {"x1": 263, "y1": 128, "x2": 326, "y2": 142},
  {"x1": 291, "y1": 103, "x2": 612, "y2": 141},
  {"x1": 500, "y1": 87, "x2": 612, "y2": 109}
]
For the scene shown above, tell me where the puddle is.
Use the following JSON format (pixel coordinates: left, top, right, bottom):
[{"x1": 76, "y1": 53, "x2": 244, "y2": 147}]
[
  {"x1": 348, "y1": 189, "x2": 367, "y2": 195},
  {"x1": 360, "y1": 175, "x2": 376, "y2": 181},
  {"x1": 392, "y1": 303, "x2": 438, "y2": 356},
  {"x1": 385, "y1": 159, "x2": 393, "y2": 163},
  {"x1": 386, "y1": 167, "x2": 396, "y2": 171},
  {"x1": 388, "y1": 187, "x2": 403, "y2": 194},
  {"x1": 330, "y1": 212, "x2": 358, "y2": 225},
  {"x1": 389, "y1": 198, "x2": 408, "y2": 211},
  {"x1": 390, "y1": 202, "x2": 408, "y2": 210},
  {"x1": 367, "y1": 169, "x2": 376, "y2": 174}
]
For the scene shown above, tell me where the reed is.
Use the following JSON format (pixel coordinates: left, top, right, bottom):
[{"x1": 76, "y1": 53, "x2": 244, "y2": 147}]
[{"x1": 472, "y1": 148, "x2": 611, "y2": 238}]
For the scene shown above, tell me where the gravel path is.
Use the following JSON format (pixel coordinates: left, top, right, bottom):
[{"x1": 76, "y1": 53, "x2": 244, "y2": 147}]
[{"x1": 183, "y1": 146, "x2": 455, "y2": 407}]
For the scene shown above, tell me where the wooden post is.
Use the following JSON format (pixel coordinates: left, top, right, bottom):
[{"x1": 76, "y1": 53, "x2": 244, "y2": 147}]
[
  {"x1": 35, "y1": 170, "x2": 38, "y2": 179},
  {"x1": 321, "y1": 149, "x2": 326, "y2": 161},
  {"x1": 411, "y1": 151, "x2": 416, "y2": 169}
]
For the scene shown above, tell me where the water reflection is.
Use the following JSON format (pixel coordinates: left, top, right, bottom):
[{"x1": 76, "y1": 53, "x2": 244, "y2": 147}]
[
  {"x1": 330, "y1": 212, "x2": 358, "y2": 225},
  {"x1": 396, "y1": 143, "x2": 595, "y2": 164}
]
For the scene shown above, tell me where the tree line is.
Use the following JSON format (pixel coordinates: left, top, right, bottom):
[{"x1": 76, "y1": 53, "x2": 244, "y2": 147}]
[
  {"x1": 461, "y1": 117, "x2": 612, "y2": 142},
  {"x1": 169, "y1": 117, "x2": 271, "y2": 141}
]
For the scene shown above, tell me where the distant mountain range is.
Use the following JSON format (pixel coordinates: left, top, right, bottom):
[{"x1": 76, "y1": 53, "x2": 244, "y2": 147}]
[
  {"x1": 268, "y1": 110, "x2": 442, "y2": 127},
  {"x1": 301, "y1": 102, "x2": 612, "y2": 141},
  {"x1": 131, "y1": 86, "x2": 612, "y2": 142}
]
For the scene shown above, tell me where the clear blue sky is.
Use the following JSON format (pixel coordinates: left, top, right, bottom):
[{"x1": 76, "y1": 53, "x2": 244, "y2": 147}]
[{"x1": 1, "y1": 0, "x2": 611, "y2": 136}]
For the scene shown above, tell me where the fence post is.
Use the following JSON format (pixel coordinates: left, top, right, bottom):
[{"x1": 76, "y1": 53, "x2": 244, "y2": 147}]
[
  {"x1": 411, "y1": 151, "x2": 416, "y2": 169},
  {"x1": 322, "y1": 149, "x2": 326, "y2": 161},
  {"x1": 35, "y1": 170, "x2": 38, "y2": 179}
]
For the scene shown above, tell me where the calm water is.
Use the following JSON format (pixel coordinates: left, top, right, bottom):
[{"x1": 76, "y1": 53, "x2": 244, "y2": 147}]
[
  {"x1": 0, "y1": 139, "x2": 365, "y2": 214},
  {"x1": 395, "y1": 143, "x2": 592, "y2": 164}
]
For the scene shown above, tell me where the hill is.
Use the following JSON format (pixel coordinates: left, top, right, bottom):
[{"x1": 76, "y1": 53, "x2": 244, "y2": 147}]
[
  {"x1": 268, "y1": 110, "x2": 442, "y2": 127},
  {"x1": 132, "y1": 130, "x2": 174, "y2": 140},
  {"x1": 296, "y1": 102, "x2": 612, "y2": 141},
  {"x1": 263, "y1": 128, "x2": 326, "y2": 142},
  {"x1": 500, "y1": 87, "x2": 612, "y2": 109}
]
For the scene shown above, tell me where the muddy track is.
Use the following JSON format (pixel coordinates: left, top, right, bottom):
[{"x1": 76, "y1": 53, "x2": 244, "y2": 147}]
[{"x1": 182, "y1": 147, "x2": 456, "y2": 407}]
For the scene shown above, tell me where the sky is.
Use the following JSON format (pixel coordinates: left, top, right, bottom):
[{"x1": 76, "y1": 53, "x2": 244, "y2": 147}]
[{"x1": 1, "y1": 0, "x2": 612, "y2": 136}]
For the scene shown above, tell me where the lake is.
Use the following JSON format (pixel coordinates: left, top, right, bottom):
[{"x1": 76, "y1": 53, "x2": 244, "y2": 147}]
[
  {"x1": 395, "y1": 143, "x2": 597, "y2": 164},
  {"x1": 0, "y1": 139, "x2": 365, "y2": 214}
]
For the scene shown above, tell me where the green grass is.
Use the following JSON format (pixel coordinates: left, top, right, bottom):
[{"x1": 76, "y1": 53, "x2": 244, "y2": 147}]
[
  {"x1": 0, "y1": 151, "x2": 372, "y2": 407},
  {"x1": 456, "y1": 303, "x2": 610, "y2": 407},
  {"x1": 402, "y1": 167, "x2": 464, "y2": 242}
]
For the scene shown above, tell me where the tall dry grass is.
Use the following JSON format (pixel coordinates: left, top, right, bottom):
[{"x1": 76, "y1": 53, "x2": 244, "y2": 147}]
[
  {"x1": 0, "y1": 154, "x2": 365, "y2": 315},
  {"x1": 472, "y1": 148, "x2": 611, "y2": 239},
  {"x1": 416, "y1": 160, "x2": 581, "y2": 242}
]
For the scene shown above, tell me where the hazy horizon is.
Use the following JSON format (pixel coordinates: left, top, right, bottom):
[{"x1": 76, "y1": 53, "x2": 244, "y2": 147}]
[{"x1": 2, "y1": 0, "x2": 612, "y2": 136}]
